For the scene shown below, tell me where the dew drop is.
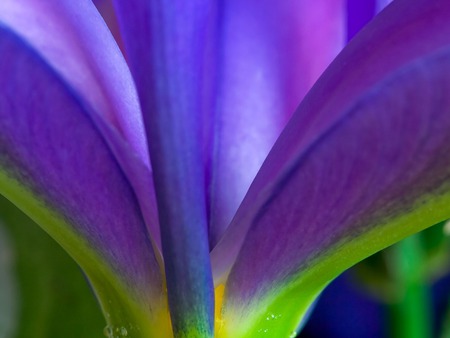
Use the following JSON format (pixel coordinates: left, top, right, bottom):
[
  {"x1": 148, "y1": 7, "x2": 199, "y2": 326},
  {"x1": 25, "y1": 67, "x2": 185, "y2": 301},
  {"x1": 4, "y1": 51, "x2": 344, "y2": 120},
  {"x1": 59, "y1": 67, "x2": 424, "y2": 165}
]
[
  {"x1": 265, "y1": 312, "x2": 282, "y2": 321},
  {"x1": 103, "y1": 325, "x2": 113, "y2": 338},
  {"x1": 120, "y1": 327, "x2": 128, "y2": 336}
]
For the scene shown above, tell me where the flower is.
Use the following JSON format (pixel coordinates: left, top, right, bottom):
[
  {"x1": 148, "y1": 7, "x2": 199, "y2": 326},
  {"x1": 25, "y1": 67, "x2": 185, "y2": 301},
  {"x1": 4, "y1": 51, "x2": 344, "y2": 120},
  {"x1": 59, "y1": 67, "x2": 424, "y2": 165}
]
[{"x1": 1, "y1": 0, "x2": 450, "y2": 337}]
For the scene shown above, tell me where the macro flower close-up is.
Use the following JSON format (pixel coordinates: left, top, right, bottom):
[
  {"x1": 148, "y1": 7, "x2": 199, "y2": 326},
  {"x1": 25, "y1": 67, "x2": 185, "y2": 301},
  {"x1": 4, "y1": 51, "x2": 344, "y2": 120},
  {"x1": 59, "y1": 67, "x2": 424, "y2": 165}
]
[{"x1": 1, "y1": 0, "x2": 450, "y2": 337}]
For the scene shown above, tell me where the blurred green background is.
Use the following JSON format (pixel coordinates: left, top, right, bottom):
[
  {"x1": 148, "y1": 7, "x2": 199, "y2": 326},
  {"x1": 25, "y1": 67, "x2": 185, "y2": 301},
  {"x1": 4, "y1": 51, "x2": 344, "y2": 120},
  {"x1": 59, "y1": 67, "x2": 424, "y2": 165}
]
[{"x1": 0, "y1": 195, "x2": 104, "y2": 338}]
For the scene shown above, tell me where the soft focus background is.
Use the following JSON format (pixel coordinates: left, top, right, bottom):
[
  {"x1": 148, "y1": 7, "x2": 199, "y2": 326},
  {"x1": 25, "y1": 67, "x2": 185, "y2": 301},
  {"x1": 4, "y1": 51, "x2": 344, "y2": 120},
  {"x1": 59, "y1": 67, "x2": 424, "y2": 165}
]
[{"x1": 0, "y1": 196, "x2": 105, "y2": 338}]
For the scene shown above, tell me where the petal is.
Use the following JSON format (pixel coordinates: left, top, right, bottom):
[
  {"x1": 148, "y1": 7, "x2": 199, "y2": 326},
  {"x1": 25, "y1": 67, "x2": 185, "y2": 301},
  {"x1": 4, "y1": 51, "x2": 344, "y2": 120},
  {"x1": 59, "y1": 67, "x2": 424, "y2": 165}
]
[
  {"x1": 112, "y1": 1, "x2": 214, "y2": 335},
  {"x1": 212, "y1": 0, "x2": 450, "y2": 283},
  {"x1": 208, "y1": 0, "x2": 346, "y2": 246},
  {"x1": 346, "y1": 0, "x2": 376, "y2": 40},
  {"x1": 222, "y1": 52, "x2": 450, "y2": 335},
  {"x1": 0, "y1": 0, "x2": 149, "y2": 167},
  {"x1": 211, "y1": 0, "x2": 450, "y2": 336},
  {"x1": 0, "y1": 26, "x2": 168, "y2": 336},
  {"x1": 0, "y1": 0, "x2": 148, "y2": 163},
  {"x1": 345, "y1": 0, "x2": 393, "y2": 42},
  {"x1": 0, "y1": 0, "x2": 162, "y2": 250},
  {"x1": 377, "y1": 0, "x2": 393, "y2": 12},
  {"x1": 92, "y1": 0, "x2": 124, "y2": 50}
]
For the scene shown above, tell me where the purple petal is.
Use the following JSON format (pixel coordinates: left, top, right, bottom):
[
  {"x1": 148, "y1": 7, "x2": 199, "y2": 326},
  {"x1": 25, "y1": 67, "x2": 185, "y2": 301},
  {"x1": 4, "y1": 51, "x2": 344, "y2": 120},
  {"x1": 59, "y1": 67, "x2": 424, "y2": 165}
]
[
  {"x1": 212, "y1": 0, "x2": 450, "y2": 282},
  {"x1": 92, "y1": 0, "x2": 124, "y2": 50},
  {"x1": 208, "y1": 0, "x2": 346, "y2": 246},
  {"x1": 346, "y1": 0, "x2": 376, "y2": 40},
  {"x1": 0, "y1": 0, "x2": 149, "y2": 167},
  {"x1": 345, "y1": 0, "x2": 393, "y2": 42},
  {"x1": 112, "y1": 1, "x2": 214, "y2": 335},
  {"x1": 211, "y1": 0, "x2": 450, "y2": 335},
  {"x1": 377, "y1": 0, "x2": 393, "y2": 13},
  {"x1": 221, "y1": 49, "x2": 450, "y2": 335},
  {"x1": 0, "y1": 25, "x2": 164, "y2": 316},
  {"x1": 0, "y1": 0, "x2": 162, "y2": 250}
]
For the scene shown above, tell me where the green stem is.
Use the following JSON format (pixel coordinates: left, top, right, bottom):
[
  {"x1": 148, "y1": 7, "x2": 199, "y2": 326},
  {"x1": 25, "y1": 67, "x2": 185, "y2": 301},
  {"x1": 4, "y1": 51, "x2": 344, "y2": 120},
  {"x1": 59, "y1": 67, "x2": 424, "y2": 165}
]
[{"x1": 386, "y1": 234, "x2": 433, "y2": 338}]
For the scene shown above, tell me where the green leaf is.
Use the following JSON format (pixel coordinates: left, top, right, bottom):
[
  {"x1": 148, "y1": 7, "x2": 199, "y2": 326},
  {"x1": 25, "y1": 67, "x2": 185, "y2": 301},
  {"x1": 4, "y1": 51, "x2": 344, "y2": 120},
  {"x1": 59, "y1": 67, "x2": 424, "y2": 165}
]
[{"x1": 0, "y1": 195, "x2": 105, "y2": 338}]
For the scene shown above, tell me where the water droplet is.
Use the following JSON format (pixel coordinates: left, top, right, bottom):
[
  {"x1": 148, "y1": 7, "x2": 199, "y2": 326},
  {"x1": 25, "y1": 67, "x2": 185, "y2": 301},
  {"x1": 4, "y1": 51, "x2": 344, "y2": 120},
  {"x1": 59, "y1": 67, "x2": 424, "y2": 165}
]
[
  {"x1": 289, "y1": 330, "x2": 298, "y2": 338},
  {"x1": 103, "y1": 325, "x2": 113, "y2": 338},
  {"x1": 265, "y1": 312, "x2": 282, "y2": 321},
  {"x1": 120, "y1": 327, "x2": 128, "y2": 336}
]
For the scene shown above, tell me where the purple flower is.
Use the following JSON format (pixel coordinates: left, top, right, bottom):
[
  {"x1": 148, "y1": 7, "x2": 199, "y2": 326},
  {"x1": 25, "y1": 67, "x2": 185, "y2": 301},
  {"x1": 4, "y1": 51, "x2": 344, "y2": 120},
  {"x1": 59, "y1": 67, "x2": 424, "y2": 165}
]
[{"x1": 0, "y1": 0, "x2": 449, "y2": 337}]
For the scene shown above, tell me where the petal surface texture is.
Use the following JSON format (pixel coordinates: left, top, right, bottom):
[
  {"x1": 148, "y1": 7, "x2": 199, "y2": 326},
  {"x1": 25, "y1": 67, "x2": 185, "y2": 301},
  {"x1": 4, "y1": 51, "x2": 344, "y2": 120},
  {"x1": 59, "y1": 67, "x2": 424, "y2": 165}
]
[
  {"x1": 112, "y1": 0, "x2": 215, "y2": 336},
  {"x1": 0, "y1": 26, "x2": 167, "y2": 336},
  {"x1": 208, "y1": 0, "x2": 346, "y2": 246},
  {"x1": 0, "y1": 0, "x2": 148, "y2": 166},
  {"x1": 211, "y1": 0, "x2": 450, "y2": 336},
  {"x1": 0, "y1": 0, "x2": 162, "y2": 250}
]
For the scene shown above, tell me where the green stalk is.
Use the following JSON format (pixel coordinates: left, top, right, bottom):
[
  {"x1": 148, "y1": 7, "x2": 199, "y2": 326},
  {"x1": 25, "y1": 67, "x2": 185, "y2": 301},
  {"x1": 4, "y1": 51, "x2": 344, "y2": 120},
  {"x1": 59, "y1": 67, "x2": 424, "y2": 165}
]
[{"x1": 386, "y1": 234, "x2": 433, "y2": 338}]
